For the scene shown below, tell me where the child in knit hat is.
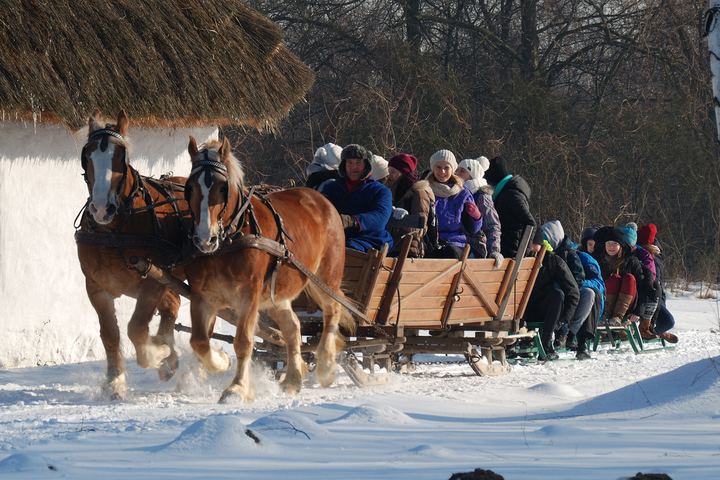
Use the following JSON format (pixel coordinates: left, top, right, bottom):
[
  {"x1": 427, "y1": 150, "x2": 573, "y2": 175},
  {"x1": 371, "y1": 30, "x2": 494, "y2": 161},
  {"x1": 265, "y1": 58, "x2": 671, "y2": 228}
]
[{"x1": 455, "y1": 157, "x2": 503, "y2": 267}]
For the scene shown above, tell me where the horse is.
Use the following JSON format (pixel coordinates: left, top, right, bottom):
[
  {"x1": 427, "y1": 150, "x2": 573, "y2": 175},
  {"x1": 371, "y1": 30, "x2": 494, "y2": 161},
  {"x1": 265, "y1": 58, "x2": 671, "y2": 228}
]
[
  {"x1": 183, "y1": 136, "x2": 353, "y2": 403},
  {"x1": 76, "y1": 109, "x2": 193, "y2": 400}
]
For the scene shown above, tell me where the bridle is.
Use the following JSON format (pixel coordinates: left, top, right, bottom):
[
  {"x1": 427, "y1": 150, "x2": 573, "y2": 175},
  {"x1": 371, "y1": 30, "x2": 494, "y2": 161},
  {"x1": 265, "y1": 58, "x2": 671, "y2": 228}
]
[
  {"x1": 187, "y1": 153, "x2": 235, "y2": 243},
  {"x1": 81, "y1": 126, "x2": 132, "y2": 206}
]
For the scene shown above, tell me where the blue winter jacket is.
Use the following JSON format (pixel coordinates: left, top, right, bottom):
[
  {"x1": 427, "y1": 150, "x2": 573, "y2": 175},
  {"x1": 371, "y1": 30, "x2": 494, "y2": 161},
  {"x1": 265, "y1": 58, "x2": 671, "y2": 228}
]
[
  {"x1": 577, "y1": 247, "x2": 605, "y2": 312},
  {"x1": 321, "y1": 177, "x2": 393, "y2": 252},
  {"x1": 435, "y1": 185, "x2": 482, "y2": 248}
]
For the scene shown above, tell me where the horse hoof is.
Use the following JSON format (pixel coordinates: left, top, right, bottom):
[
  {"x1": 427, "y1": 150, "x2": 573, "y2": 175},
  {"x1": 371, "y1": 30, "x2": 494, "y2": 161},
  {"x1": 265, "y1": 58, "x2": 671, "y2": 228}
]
[
  {"x1": 219, "y1": 385, "x2": 255, "y2": 404},
  {"x1": 316, "y1": 360, "x2": 337, "y2": 387},
  {"x1": 279, "y1": 377, "x2": 302, "y2": 395},
  {"x1": 318, "y1": 372, "x2": 335, "y2": 388},
  {"x1": 157, "y1": 355, "x2": 179, "y2": 382},
  {"x1": 102, "y1": 383, "x2": 126, "y2": 401}
]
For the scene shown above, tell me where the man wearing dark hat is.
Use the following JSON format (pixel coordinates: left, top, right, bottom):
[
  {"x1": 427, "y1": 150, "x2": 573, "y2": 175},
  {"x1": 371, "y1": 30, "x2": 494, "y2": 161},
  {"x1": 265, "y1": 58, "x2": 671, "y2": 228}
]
[
  {"x1": 321, "y1": 144, "x2": 393, "y2": 252},
  {"x1": 484, "y1": 156, "x2": 537, "y2": 258},
  {"x1": 520, "y1": 228, "x2": 580, "y2": 360}
]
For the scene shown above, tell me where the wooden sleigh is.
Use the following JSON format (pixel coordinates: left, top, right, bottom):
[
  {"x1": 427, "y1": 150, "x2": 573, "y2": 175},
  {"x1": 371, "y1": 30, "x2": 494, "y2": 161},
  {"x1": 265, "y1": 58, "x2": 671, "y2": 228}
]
[
  {"x1": 289, "y1": 224, "x2": 543, "y2": 383},
  {"x1": 133, "y1": 223, "x2": 543, "y2": 386}
]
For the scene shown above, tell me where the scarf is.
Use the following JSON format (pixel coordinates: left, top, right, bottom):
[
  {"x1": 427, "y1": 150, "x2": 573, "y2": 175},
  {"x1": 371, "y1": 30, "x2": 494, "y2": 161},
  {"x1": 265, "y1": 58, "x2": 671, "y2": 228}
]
[
  {"x1": 427, "y1": 173, "x2": 463, "y2": 198},
  {"x1": 491, "y1": 174, "x2": 514, "y2": 201},
  {"x1": 463, "y1": 178, "x2": 484, "y2": 195}
]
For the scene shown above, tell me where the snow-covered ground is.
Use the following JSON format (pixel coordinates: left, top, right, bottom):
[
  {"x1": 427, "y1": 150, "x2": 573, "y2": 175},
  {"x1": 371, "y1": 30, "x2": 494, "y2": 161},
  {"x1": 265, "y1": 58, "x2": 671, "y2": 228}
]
[{"x1": 1, "y1": 286, "x2": 719, "y2": 480}]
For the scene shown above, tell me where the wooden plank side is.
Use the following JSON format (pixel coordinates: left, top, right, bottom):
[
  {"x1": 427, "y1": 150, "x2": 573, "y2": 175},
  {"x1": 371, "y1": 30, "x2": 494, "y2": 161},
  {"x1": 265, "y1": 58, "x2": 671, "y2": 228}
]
[
  {"x1": 387, "y1": 262, "x2": 461, "y2": 313},
  {"x1": 461, "y1": 269, "x2": 499, "y2": 317}
]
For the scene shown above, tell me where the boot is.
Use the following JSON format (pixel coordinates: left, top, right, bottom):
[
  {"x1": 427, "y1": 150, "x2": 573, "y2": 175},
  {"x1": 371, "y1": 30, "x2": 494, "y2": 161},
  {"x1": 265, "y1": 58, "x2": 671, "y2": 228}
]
[
  {"x1": 554, "y1": 334, "x2": 567, "y2": 350},
  {"x1": 639, "y1": 318, "x2": 658, "y2": 340},
  {"x1": 658, "y1": 332, "x2": 679, "y2": 344},
  {"x1": 603, "y1": 293, "x2": 617, "y2": 323},
  {"x1": 540, "y1": 345, "x2": 559, "y2": 361},
  {"x1": 566, "y1": 332, "x2": 578, "y2": 351},
  {"x1": 612, "y1": 292, "x2": 634, "y2": 323}
]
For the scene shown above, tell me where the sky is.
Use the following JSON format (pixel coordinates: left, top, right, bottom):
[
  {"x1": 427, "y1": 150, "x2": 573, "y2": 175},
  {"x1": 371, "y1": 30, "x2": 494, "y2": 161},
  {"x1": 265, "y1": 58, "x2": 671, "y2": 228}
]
[{"x1": 1, "y1": 284, "x2": 719, "y2": 480}]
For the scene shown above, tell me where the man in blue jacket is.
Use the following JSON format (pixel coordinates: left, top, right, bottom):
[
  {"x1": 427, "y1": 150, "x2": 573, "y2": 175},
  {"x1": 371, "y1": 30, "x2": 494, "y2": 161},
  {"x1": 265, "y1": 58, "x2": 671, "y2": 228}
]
[{"x1": 321, "y1": 144, "x2": 393, "y2": 253}]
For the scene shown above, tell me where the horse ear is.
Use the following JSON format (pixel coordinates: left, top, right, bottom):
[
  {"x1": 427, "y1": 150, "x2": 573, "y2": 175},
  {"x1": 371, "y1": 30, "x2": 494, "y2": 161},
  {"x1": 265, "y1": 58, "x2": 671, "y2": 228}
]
[
  {"x1": 88, "y1": 109, "x2": 103, "y2": 133},
  {"x1": 188, "y1": 136, "x2": 198, "y2": 158},
  {"x1": 116, "y1": 110, "x2": 130, "y2": 136},
  {"x1": 219, "y1": 137, "x2": 232, "y2": 160}
]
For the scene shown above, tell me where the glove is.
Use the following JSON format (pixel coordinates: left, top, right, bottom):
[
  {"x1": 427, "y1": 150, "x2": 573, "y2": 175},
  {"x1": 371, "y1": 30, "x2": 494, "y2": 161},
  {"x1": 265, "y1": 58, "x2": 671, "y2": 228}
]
[
  {"x1": 392, "y1": 207, "x2": 408, "y2": 219},
  {"x1": 463, "y1": 201, "x2": 481, "y2": 220},
  {"x1": 489, "y1": 251, "x2": 504, "y2": 269},
  {"x1": 340, "y1": 214, "x2": 358, "y2": 229}
]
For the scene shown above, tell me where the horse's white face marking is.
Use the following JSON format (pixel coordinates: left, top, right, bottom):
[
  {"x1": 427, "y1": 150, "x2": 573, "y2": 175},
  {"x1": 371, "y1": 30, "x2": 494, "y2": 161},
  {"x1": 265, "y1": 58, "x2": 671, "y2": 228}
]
[
  {"x1": 88, "y1": 144, "x2": 119, "y2": 224},
  {"x1": 195, "y1": 180, "x2": 218, "y2": 252}
]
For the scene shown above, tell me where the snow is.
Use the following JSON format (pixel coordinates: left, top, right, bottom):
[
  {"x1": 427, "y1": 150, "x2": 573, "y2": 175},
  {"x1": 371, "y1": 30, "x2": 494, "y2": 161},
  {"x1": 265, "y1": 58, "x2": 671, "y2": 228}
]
[
  {"x1": 1, "y1": 119, "x2": 719, "y2": 478},
  {"x1": 1, "y1": 288, "x2": 719, "y2": 479}
]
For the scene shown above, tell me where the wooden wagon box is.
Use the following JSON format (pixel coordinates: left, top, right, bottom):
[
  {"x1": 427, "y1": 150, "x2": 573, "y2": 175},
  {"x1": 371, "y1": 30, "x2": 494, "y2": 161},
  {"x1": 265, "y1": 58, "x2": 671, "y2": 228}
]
[{"x1": 291, "y1": 226, "x2": 543, "y2": 379}]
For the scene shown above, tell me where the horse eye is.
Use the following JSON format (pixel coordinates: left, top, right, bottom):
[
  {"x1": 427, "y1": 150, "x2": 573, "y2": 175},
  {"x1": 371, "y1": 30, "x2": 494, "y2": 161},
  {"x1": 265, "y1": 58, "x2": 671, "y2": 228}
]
[{"x1": 220, "y1": 185, "x2": 229, "y2": 195}]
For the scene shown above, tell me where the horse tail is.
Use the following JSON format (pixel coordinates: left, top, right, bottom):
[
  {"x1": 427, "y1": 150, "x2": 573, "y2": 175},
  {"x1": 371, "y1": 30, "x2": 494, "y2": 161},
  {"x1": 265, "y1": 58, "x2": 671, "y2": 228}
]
[
  {"x1": 338, "y1": 295, "x2": 357, "y2": 336},
  {"x1": 303, "y1": 282, "x2": 357, "y2": 337}
]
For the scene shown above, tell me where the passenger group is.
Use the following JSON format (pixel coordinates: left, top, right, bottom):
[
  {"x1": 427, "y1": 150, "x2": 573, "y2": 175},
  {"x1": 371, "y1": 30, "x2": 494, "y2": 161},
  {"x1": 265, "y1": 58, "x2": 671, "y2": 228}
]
[{"x1": 304, "y1": 143, "x2": 679, "y2": 361}]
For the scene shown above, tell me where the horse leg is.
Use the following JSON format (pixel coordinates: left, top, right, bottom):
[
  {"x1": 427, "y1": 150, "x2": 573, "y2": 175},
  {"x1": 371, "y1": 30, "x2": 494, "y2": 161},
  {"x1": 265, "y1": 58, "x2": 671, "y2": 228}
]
[
  {"x1": 312, "y1": 289, "x2": 345, "y2": 388},
  {"x1": 154, "y1": 290, "x2": 181, "y2": 382},
  {"x1": 127, "y1": 281, "x2": 169, "y2": 370},
  {"x1": 267, "y1": 300, "x2": 307, "y2": 394},
  {"x1": 85, "y1": 278, "x2": 126, "y2": 399},
  {"x1": 189, "y1": 299, "x2": 231, "y2": 374},
  {"x1": 219, "y1": 296, "x2": 260, "y2": 403}
]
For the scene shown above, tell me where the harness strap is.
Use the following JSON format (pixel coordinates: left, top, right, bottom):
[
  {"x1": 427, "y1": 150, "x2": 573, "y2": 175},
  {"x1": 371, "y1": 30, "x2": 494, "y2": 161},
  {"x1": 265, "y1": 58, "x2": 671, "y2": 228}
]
[
  {"x1": 217, "y1": 235, "x2": 372, "y2": 324},
  {"x1": 224, "y1": 186, "x2": 257, "y2": 239}
]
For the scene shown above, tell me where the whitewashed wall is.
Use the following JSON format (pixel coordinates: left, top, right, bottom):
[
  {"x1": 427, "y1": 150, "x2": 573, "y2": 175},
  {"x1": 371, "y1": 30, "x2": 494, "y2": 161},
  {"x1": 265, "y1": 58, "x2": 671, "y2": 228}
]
[{"x1": 0, "y1": 120, "x2": 217, "y2": 368}]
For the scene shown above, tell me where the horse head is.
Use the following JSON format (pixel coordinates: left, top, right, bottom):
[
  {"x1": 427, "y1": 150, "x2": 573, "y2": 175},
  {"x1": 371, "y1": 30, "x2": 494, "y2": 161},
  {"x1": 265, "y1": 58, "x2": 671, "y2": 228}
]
[
  {"x1": 81, "y1": 109, "x2": 131, "y2": 225},
  {"x1": 186, "y1": 136, "x2": 245, "y2": 254}
]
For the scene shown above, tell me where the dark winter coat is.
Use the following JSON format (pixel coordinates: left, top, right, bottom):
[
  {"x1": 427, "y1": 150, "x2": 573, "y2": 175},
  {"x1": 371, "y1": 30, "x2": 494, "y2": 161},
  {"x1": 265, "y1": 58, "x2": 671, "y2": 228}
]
[
  {"x1": 552, "y1": 237, "x2": 585, "y2": 289},
  {"x1": 321, "y1": 177, "x2": 393, "y2": 252},
  {"x1": 528, "y1": 250, "x2": 580, "y2": 327},
  {"x1": 491, "y1": 175, "x2": 537, "y2": 258},
  {"x1": 306, "y1": 169, "x2": 340, "y2": 191}
]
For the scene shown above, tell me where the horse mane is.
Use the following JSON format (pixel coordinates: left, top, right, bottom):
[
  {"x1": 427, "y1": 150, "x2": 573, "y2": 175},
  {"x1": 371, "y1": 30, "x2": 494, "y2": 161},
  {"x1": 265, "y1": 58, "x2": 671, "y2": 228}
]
[
  {"x1": 199, "y1": 140, "x2": 245, "y2": 192},
  {"x1": 74, "y1": 119, "x2": 134, "y2": 160}
]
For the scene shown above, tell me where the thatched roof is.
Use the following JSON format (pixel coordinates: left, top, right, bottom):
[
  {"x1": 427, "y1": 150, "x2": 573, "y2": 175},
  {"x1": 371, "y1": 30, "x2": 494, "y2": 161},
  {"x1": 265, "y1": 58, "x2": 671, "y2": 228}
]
[{"x1": 0, "y1": 0, "x2": 314, "y2": 130}]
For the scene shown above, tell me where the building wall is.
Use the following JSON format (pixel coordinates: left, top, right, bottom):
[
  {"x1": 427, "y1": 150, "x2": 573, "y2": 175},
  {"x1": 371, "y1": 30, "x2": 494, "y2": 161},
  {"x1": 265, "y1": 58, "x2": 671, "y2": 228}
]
[{"x1": 0, "y1": 121, "x2": 217, "y2": 368}]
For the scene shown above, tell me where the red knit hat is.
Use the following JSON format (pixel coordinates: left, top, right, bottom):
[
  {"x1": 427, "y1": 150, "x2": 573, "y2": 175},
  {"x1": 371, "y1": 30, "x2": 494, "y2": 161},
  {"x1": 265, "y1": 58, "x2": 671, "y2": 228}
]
[
  {"x1": 637, "y1": 223, "x2": 657, "y2": 245},
  {"x1": 388, "y1": 153, "x2": 418, "y2": 175}
]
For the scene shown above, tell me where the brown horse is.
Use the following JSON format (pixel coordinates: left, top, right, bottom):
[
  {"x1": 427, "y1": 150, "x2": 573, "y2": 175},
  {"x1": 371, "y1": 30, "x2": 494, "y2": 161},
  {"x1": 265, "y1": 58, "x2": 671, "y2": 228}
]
[
  {"x1": 76, "y1": 109, "x2": 192, "y2": 399},
  {"x1": 183, "y1": 136, "x2": 352, "y2": 403}
]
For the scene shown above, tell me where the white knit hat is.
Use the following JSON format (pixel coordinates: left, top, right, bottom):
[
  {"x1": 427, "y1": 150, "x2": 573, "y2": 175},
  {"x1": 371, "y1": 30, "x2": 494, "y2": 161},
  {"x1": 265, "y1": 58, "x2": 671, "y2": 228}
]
[
  {"x1": 429, "y1": 149, "x2": 457, "y2": 171},
  {"x1": 371, "y1": 155, "x2": 389, "y2": 180},
  {"x1": 312, "y1": 143, "x2": 342, "y2": 170},
  {"x1": 458, "y1": 158, "x2": 488, "y2": 180}
]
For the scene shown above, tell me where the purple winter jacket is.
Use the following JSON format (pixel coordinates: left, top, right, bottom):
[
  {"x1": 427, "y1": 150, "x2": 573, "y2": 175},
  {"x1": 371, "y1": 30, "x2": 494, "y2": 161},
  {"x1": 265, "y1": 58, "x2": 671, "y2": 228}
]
[
  {"x1": 634, "y1": 246, "x2": 657, "y2": 281},
  {"x1": 435, "y1": 185, "x2": 482, "y2": 248}
]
